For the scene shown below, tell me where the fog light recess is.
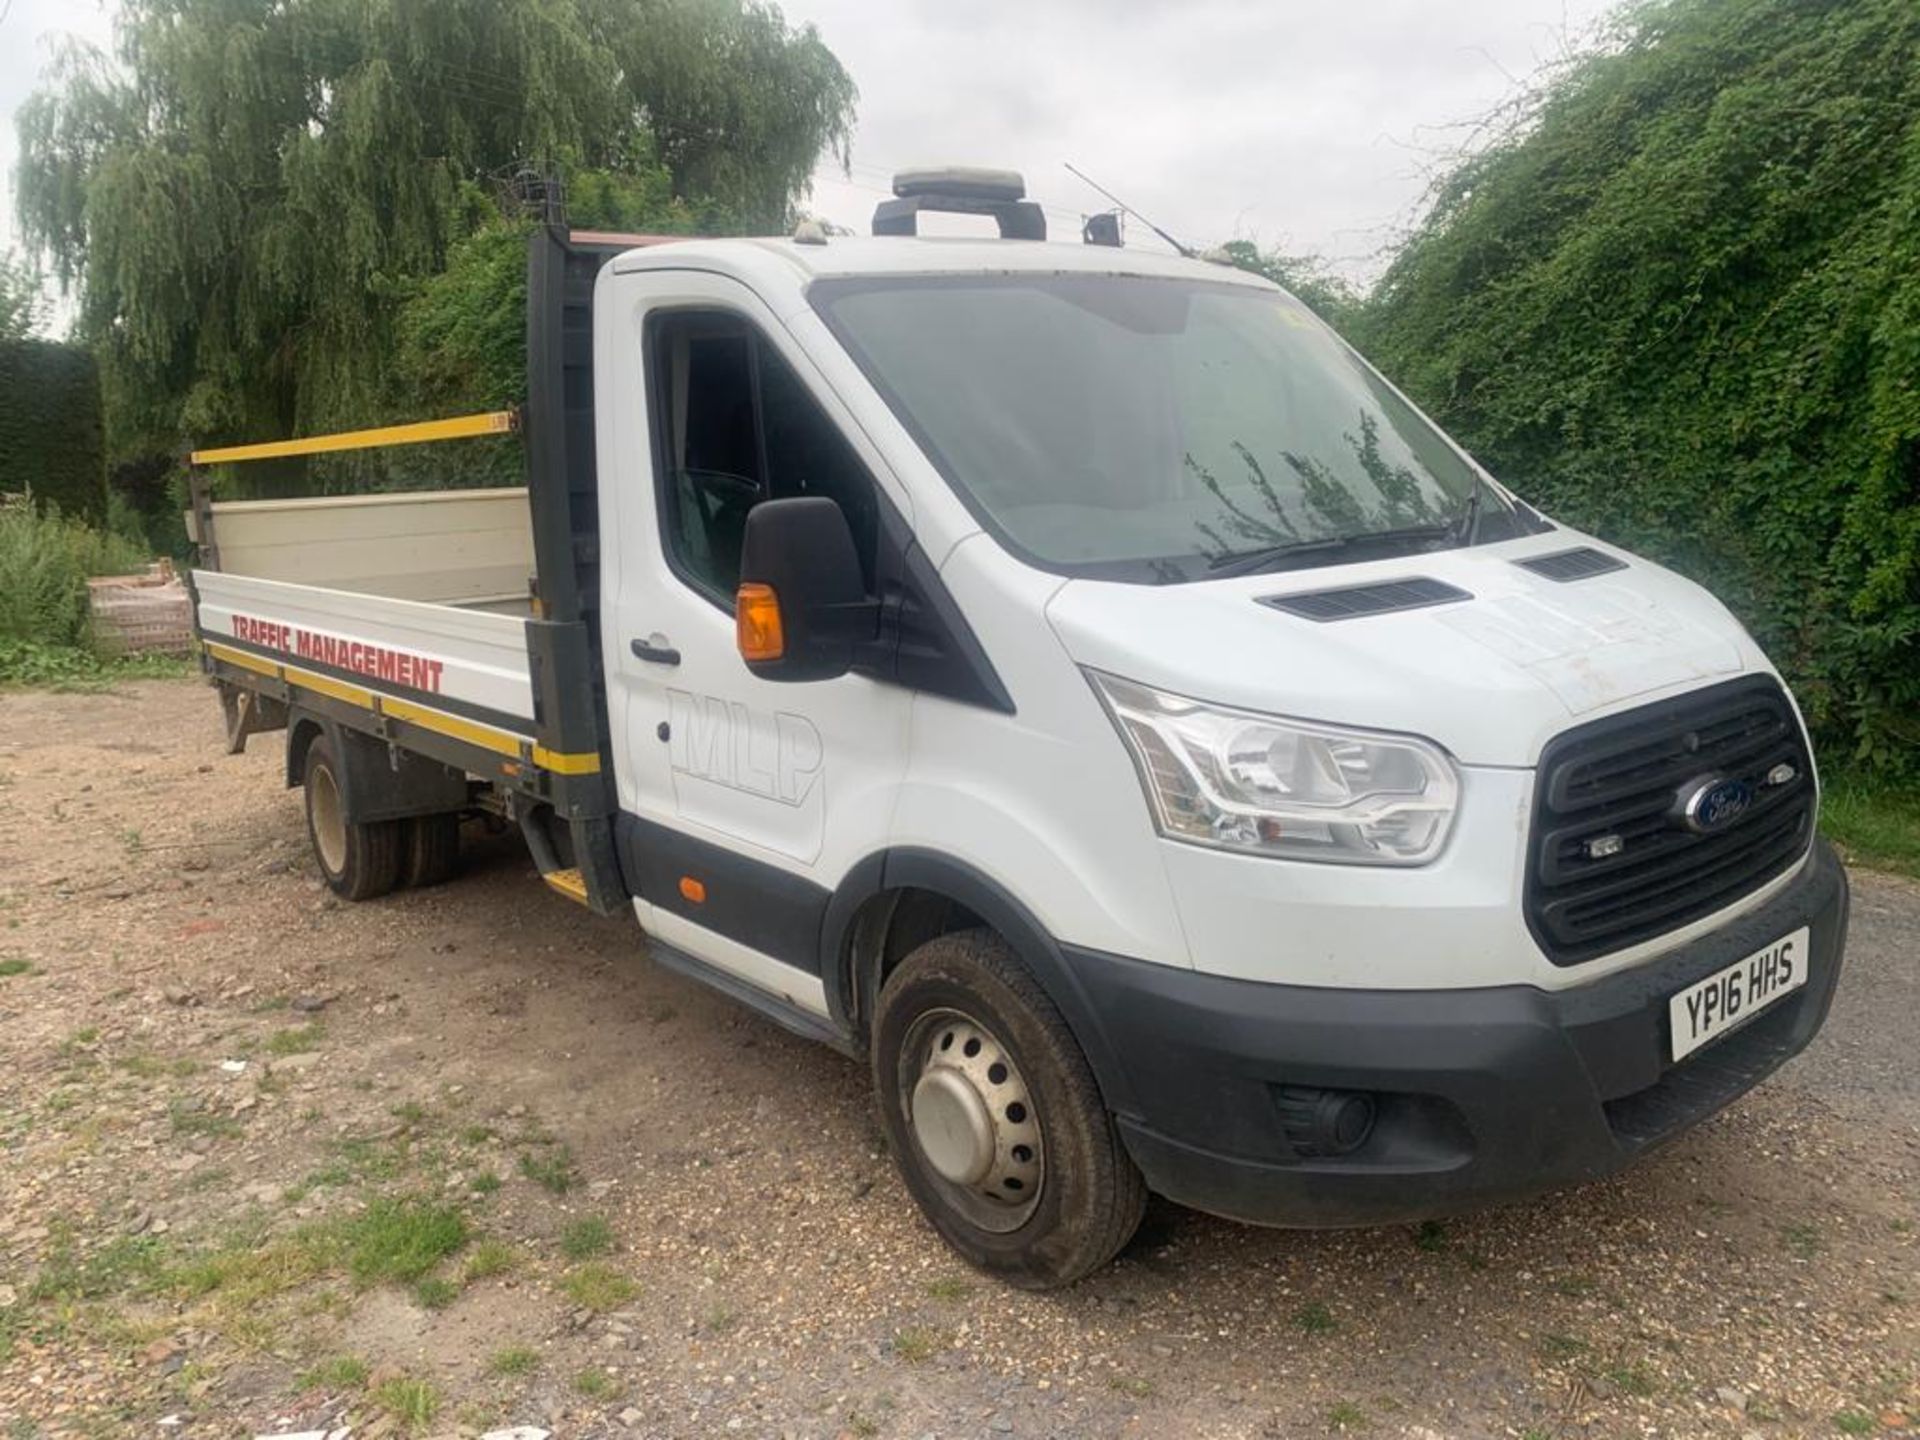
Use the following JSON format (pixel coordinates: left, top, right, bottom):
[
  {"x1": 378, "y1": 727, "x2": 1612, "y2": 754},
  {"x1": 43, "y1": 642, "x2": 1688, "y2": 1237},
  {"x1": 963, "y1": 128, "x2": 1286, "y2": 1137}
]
[{"x1": 1277, "y1": 1086, "x2": 1378, "y2": 1158}]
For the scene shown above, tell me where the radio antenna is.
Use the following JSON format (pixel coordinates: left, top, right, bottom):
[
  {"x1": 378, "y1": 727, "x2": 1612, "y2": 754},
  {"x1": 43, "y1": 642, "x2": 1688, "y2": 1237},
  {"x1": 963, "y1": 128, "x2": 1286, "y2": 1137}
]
[{"x1": 1064, "y1": 163, "x2": 1195, "y2": 258}]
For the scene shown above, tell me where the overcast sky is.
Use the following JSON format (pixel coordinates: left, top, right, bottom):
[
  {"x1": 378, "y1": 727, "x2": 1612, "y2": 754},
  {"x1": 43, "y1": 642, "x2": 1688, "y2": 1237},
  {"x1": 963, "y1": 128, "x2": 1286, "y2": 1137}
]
[
  {"x1": 787, "y1": 0, "x2": 1614, "y2": 270},
  {"x1": 1, "y1": 0, "x2": 1614, "y2": 313}
]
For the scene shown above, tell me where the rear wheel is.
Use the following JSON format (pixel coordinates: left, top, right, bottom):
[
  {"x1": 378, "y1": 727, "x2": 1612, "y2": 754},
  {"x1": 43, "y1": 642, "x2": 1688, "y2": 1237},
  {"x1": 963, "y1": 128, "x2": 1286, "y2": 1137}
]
[
  {"x1": 399, "y1": 813, "x2": 462, "y2": 888},
  {"x1": 303, "y1": 738, "x2": 401, "y2": 901},
  {"x1": 872, "y1": 929, "x2": 1146, "y2": 1289}
]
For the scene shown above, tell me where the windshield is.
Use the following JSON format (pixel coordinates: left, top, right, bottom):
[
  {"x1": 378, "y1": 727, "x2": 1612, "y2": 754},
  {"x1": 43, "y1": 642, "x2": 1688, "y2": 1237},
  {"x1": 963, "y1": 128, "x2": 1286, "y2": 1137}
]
[{"x1": 810, "y1": 273, "x2": 1513, "y2": 583}]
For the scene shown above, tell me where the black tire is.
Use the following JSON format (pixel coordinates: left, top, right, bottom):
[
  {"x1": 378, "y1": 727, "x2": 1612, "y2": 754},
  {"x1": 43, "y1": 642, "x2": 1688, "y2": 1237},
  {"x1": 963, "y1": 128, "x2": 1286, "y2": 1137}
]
[
  {"x1": 399, "y1": 813, "x2": 462, "y2": 889},
  {"x1": 302, "y1": 738, "x2": 401, "y2": 901},
  {"x1": 872, "y1": 929, "x2": 1147, "y2": 1289}
]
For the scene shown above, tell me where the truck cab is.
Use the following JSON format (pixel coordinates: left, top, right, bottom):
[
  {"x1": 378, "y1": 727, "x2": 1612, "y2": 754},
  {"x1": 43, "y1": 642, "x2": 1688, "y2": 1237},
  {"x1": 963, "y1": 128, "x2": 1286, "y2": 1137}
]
[{"x1": 191, "y1": 170, "x2": 1849, "y2": 1287}]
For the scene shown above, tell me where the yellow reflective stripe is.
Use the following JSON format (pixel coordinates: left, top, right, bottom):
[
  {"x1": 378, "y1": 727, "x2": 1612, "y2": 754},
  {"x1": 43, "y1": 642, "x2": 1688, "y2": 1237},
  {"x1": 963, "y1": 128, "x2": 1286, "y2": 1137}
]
[
  {"x1": 379, "y1": 695, "x2": 521, "y2": 759},
  {"x1": 382, "y1": 703, "x2": 599, "y2": 774},
  {"x1": 208, "y1": 640, "x2": 371, "y2": 707},
  {"x1": 205, "y1": 641, "x2": 600, "y2": 776},
  {"x1": 532, "y1": 744, "x2": 601, "y2": 775},
  {"x1": 542, "y1": 868, "x2": 589, "y2": 903},
  {"x1": 285, "y1": 665, "x2": 373, "y2": 709},
  {"x1": 204, "y1": 640, "x2": 278, "y2": 677},
  {"x1": 190, "y1": 411, "x2": 516, "y2": 465}
]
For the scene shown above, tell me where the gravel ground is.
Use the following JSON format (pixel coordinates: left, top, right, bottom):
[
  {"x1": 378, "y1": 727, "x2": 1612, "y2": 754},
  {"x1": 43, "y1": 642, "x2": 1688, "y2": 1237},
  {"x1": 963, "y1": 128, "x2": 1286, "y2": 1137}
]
[{"x1": 0, "y1": 678, "x2": 1914, "y2": 1440}]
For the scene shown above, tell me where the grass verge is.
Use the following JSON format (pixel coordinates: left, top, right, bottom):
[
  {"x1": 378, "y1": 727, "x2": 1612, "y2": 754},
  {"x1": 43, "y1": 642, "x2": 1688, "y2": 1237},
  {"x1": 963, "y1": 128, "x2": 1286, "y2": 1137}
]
[{"x1": 1822, "y1": 773, "x2": 1920, "y2": 880}]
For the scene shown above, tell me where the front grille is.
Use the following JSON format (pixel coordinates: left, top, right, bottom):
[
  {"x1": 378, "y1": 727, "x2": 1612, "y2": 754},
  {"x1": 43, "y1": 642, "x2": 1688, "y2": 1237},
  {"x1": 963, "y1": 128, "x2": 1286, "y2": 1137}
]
[{"x1": 1525, "y1": 676, "x2": 1815, "y2": 965}]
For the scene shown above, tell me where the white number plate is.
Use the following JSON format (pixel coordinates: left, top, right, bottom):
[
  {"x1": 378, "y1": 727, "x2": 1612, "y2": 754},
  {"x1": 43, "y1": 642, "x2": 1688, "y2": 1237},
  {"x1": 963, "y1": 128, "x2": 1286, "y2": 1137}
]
[{"x1": 1669, "y1": 926, "x2": 1809, "y2": 1061}]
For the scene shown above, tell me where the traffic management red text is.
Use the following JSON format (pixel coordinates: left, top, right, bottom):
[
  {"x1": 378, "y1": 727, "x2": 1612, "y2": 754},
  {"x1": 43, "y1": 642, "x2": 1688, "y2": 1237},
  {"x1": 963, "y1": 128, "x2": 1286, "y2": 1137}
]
[{"x1": 230, "y1": 614, "x2": 446, "y2": 693}]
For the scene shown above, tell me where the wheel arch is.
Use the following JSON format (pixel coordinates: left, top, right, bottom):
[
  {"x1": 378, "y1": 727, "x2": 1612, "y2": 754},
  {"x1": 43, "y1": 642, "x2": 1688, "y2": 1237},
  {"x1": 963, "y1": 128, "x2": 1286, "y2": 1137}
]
[
  {"x1": 285, "y1": 712, "x2": 328, "y2": 791},
  {"x1": 821, "y1": 848, "x2": 1139, "y2": 1119},
  {"x1": 284, "y1": 709, "x2": 467, "y2": 824}
]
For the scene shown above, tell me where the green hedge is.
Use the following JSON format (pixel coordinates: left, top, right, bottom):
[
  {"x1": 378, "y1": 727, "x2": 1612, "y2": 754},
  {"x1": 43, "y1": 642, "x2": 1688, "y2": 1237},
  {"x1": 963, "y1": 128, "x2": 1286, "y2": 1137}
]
[
  {"x1": 1358, "y1": 0, "x2": 1920, "y2": 777},
  {"x1": 0, "y1": 338, "x2": 107, "y2": 523}
]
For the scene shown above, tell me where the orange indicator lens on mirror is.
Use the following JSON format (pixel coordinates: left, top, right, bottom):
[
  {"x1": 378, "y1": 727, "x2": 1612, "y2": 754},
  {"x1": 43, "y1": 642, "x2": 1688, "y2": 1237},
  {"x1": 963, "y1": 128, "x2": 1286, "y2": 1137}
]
[{"x1": 736, "y1": 582, "x2": 785, "y2": 661}]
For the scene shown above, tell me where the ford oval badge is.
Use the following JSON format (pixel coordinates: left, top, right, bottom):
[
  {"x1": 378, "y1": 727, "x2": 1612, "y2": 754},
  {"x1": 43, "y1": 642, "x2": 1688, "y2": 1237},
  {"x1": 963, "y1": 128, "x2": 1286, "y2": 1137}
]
[{"x1": 1682, "y1": 775, "x2": 1754, "y2": 833}]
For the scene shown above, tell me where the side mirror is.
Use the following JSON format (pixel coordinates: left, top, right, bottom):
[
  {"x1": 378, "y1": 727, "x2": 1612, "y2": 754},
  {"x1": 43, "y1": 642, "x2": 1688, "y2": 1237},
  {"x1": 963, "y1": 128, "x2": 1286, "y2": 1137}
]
[{"x1": 736, "y1": 497, "x2": 874, "y2": 681}]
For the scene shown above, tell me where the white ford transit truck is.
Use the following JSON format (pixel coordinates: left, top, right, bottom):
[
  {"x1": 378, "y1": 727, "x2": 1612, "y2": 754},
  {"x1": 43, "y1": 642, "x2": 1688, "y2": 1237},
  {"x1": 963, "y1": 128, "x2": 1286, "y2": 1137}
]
[{"x1": 188, "y1": 170, "x2": 1850, "y2": 1287}]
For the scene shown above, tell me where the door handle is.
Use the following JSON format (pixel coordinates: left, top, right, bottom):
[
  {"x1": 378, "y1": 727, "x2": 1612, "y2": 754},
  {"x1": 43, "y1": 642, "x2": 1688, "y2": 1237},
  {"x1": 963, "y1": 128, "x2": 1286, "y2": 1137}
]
[{"x1": 630, "y1": 636, "x2": 681, "y2": 666}]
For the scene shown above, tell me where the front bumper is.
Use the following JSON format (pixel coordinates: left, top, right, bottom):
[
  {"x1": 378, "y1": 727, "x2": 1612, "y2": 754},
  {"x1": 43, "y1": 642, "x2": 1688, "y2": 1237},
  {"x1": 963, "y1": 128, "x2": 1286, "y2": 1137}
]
[{"x1": 1064, "y1": 838, "x2": 1849, "y2": 1228}]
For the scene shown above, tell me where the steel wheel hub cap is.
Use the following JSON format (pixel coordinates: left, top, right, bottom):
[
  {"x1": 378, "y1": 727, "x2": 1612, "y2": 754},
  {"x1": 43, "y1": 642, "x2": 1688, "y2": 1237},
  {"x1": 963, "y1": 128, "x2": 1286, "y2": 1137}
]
[
  {"x1": 903, "y1": 1012, "x2": 1043, "y2": 1231},
  {"x1": 911, "y1": 1065, "x2": 995, "y2": 1184},
  {"x1": 310, "y1": 764, "x2": 347, "y2": 874}
]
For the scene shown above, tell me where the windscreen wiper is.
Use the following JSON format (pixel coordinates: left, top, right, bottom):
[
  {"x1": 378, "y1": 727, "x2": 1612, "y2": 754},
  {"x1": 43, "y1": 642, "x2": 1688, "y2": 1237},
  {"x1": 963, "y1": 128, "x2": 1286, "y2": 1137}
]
[
  {"x1": 1353, "y1": 519, "x2": 1459, "y2": 547},
  {"x1": 1206, "y1": 490, "x2": 1495, "y2": 579},
  {"x1": 1362, "y1": 481, "x2": 1490, "y2": 549},
  {"x1": 1205, "y1": 534, "x2": 1356, "y2": 578},
  {"x1": 1451, "y1": 474, "x2": 1487, "y2": 546},
  {"x1": 1206, "y1": 521, "x2": 1456, "y2": 578}
]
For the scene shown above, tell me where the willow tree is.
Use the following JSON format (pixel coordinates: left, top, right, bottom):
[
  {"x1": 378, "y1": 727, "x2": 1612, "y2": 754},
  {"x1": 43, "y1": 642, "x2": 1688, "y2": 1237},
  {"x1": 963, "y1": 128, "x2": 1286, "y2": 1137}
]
[
  {"x1": 1357, "y1": 0, "x2": 1920, "y2": 776},
  {"x1": 603, "y1": 0, "x2": 860, "y2": 231},
  {"x1": 15, "y1": 0, "x2": 855, "y2": 464}
]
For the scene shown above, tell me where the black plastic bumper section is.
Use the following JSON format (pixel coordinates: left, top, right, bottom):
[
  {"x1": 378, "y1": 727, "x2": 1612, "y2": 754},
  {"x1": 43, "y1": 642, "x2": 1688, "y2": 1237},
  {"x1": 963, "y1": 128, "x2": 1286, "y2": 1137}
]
[{"x1": 1064, "y1": 839, "x2": 1849, "y2": 1228}]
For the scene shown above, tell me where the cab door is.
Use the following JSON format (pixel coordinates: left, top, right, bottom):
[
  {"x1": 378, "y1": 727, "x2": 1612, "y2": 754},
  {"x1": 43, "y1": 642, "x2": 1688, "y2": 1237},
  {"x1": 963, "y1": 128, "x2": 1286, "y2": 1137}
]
[{"x1": 596, "y1": 269, "x2": 912, "y2": 1014}]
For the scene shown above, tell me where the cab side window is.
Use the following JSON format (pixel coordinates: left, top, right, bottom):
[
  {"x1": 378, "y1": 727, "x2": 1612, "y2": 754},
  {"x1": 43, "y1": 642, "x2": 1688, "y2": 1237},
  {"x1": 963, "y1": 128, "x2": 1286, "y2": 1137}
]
[{"x1": 651, "y1": 310, "x2": 880, "y2": 606}]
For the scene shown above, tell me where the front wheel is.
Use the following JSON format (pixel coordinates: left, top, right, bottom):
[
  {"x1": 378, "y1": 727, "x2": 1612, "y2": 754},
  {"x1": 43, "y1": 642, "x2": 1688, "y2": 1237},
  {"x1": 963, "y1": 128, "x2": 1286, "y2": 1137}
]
[{"x1": 872, "y1": 929, "x2": 1146, "y2": 1289}]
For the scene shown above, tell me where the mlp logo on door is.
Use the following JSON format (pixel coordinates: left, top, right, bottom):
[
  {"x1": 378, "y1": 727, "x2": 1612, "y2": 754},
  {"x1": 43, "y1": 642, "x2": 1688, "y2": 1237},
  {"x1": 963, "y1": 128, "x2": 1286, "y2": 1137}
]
[{"x1": 666, "y1": 689, "x2": 823, "y2": 807}]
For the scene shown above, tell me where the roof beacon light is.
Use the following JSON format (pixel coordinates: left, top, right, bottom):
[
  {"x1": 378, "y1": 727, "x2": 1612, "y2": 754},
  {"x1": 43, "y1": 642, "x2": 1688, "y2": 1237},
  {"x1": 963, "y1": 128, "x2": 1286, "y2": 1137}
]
[{"x1": 873, "y1": 167, "x2": 1045, "y2": 241}]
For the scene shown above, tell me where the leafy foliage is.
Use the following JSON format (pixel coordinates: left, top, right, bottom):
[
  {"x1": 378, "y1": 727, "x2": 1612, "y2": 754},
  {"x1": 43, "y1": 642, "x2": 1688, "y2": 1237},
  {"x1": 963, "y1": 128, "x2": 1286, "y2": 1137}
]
[
  {"x1": 393, "y1": 224, "x2": 530, "y2": 423},
  {"x1": 0, "y1": 639, "x2": 187, "y2": 689},
  {"x1": 0, "y1": 252, "x2": 46, "y2": 341},
  {"x1": 1356, "y1": 0, "x2": 1920, "y2": 775},
  {"x1": 0, "y1": 500, "x2": 150, "y2": 648},
  {"x1": 378, "y1": 165, "x2": 708, "y2": 490},
  {"x1": 106, "y1": 454, "x2": 192, "y2": 559},
  {"x1": 15, "y1": 0, "x2": 854, "y2": 469},
  {"x1": 606, "y1": 0, "x2": 855, "y2": 231},
  {"x1": 0, "y1": 339, "x2": 108, "y2": 522},
  {"x1": 1218, "y1": 240, "x2": 1359, "y2": 328}
]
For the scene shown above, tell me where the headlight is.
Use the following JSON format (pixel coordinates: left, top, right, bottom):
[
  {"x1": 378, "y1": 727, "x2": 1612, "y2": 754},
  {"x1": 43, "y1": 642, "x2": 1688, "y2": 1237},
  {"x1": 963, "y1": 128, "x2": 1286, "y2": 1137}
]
[{"x1": 1087, "y1": 671, "x2": 1460, "y2": 865}]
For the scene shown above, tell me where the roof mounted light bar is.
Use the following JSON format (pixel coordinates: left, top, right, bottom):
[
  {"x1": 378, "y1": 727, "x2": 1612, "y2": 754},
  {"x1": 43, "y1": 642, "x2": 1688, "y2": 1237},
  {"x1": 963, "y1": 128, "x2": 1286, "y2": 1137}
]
[{"x1": 872, "y1": 167, "x2": 1046, "y2": 241}]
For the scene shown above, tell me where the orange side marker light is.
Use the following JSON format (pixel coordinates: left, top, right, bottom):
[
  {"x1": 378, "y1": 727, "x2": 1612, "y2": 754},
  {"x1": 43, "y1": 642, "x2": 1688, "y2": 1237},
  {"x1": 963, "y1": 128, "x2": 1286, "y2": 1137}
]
[
  {"x1": 679, "y1": 876, "x2": 707, "y2": 904},
  {"x1": 736, "y1": 582, "x2": 784, "y2": 662}
]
